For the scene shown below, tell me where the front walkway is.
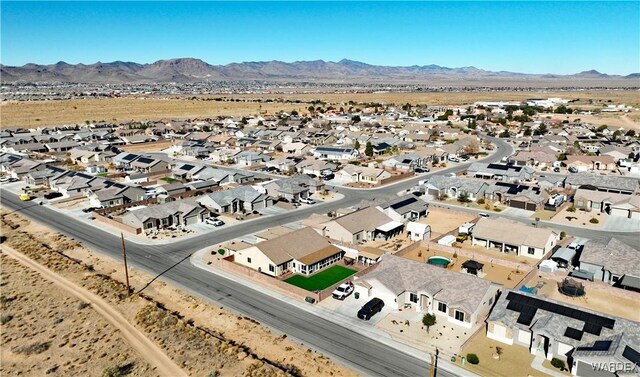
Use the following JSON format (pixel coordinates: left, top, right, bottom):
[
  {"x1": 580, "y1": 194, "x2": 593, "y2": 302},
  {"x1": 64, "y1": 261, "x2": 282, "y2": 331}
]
[{"x1": 531, "y1": 354, "x2": 566, "y2": 377}]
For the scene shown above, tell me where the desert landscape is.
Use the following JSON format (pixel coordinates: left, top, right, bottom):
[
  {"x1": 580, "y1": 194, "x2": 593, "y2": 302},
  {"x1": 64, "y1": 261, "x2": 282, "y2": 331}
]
[
  {"x1": 0, "y1": 209, "x2": 357, "y2": 377},
  {"x1": 2, "y1": 90, "x2": 639, "y2": 128}
]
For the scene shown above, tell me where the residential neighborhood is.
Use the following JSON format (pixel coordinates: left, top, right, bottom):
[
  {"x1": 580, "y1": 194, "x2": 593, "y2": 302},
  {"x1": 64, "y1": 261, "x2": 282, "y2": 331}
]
[{"x1": 2, "y1": 94, "x2": 639, "y2": 377}]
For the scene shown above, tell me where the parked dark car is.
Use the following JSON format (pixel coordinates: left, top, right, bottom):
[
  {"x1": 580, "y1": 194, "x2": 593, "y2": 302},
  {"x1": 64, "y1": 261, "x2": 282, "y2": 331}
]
[
  {"x1": 357, "y1": 298, "x2": 385, "y2": 320},
  {"x1": 44, "y1": 192, "x2": 63, "y2": 199},
  {"x1": 321, "y1": 173, "x2": 335, "y2": 180},
  {"x1": 414, "y1": 167, "x2": 430, "y2": 173},
  {"x1": 82, "y1": 207, "x2": 99, "y2": 213}
]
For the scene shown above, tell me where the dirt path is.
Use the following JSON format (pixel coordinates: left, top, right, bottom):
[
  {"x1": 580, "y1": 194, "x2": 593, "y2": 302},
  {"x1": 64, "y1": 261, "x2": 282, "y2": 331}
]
[{"x1": 1, "y1": 246, "x2": 188, "y2": 377}]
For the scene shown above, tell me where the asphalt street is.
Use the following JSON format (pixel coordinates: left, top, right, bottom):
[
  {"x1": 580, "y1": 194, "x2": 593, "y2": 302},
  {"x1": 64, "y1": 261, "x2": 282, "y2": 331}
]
[{"x1": 1, "y1": 136, "x2": 636, "y2": 376}]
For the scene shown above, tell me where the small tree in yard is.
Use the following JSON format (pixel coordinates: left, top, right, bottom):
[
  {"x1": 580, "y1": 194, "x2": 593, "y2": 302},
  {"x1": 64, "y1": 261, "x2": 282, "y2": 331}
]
[
  {"x1": 560, "y1": 231, "x2": 566, "y2": 239},
  {"x1": 365, "y1": 142, "x2": 373, "y2": 157},
  {"x1": 354, "y1": 139, "x2": 361, "y2": 150},
  {"x1": 476, "y1": 198, "x2": 485, "y2": 204},
  {"x1": 457, "y1": 192, "x2": 471, "y2": 203},
  {"x1": 466, "y1": 353, "x2": 479, "y2": 365},
  {"x1": 495, "y1": 346, "x2": 504, "y2": 360},
  {"x1": 422, "y1": 313, "x2": 436, "y2": 333},
  {"x1": 590, "y1": 218, "x2": 599, "y2": 224}
]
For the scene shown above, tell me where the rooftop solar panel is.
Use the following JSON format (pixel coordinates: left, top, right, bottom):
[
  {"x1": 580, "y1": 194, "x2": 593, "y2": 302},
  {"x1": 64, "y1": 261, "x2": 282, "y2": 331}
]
[
  {"x1": 592, "y1": 341, "x2": 612, "y2": 351},
  {"x1": 583, "y1": 322, "x2": 602, "y2": 336},
  {"x1": 622, "y1": 346, "x2": 640, "y2": 365},
  {"x1": 390, "y1": 197, "x2": 418, "y2": 210},
  {"x1": 136, "y1": 157, "x2": 154, "y2": 164},
  {"x1": 122, "y1": 154, "x2": 137, "y2": 161},
  {"x1": 564, "y1": 327, "x2": 584, "y2": 341}
]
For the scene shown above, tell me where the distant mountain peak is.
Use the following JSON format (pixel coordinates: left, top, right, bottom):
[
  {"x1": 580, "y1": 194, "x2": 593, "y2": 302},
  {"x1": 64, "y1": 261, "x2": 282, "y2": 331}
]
[{"x1": 1, "y1": 58, "x2": 634, "y2": 84}]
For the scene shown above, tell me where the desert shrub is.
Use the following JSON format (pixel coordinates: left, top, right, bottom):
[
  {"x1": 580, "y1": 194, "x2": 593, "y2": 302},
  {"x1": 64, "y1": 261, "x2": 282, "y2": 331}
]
[
  {"x1": 493, "y1": 207, "x2": 502, "y2": 212},
  {"x1": 102, "y1": 364, "x2": 134, "y2": 377},
  {"x1": 78, "y1": 302, "x2": 90, "y2": 310},
  {"x1": 476, "y1": 198, "x2": 485, "y2": 204},
  {"x1": 13, "y1": 341, "x2": 51, "y2": 355},
  {"x1": 567, "y1": 206, "x2": 576, "y2": 213},
  {"x1": 589, "y1": 218, "x2": 599, "y2": 224},
  {"x1": 484, "y1": 204, "x2": 491, "y2": 210},
  {"x1": 466, "y1": 353, "x2": 479, "y2": 365},
  {"x1": 217, "y1": 249, "x2": 225, "y2": 255},
  {"x1": 206, "y1": 371, "x2": 220, "y2": 377},
  {"x1": 551, "y1": 358, "x2": 566, "y2": 370},
  {"x1": 560, "y1": 231, "x2": 566, "y2": 239},
  {"x1": 1, "y1": 314, "x2": 13, "y2": 324}
]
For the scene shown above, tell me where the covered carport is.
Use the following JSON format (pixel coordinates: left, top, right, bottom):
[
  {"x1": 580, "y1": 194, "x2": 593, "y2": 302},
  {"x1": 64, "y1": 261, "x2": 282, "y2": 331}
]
[
  {"x1": 551, "y1": 247, "x2": 577, "y2": 269},
  {"x1": 374, "y1": 221, "x2": 404, "y2": 240}
]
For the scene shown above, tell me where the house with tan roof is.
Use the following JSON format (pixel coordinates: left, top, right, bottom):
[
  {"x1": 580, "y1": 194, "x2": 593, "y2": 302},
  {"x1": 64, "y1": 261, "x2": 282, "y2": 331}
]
[
  {"x1": 565, "y1": 155, "x2": 616, "y2": 172},
  {"x1": 323, "y1": 206, "x2": 403, "y2": 243},
  {"x1": 354, "y1": 254, "x2": 501, "y2": 329},
  {"x1": 471, "y1": 217, "x2": 559, "y2": 259},
  {"x1": 338, "y1": 164, "x2": 392, "y2": 185},
  {"x1": 574, "y1": 188, "x2": 640, "y2": 219},
  {"x1": 232, "y1": 227, "x2": 344, "y2": 277}
]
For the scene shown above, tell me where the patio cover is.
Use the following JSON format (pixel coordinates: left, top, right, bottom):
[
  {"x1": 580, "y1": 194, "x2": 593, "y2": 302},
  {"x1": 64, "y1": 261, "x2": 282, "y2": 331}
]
[{"x1": 376, "y1": 221, "x2": 404, "y2": 233}]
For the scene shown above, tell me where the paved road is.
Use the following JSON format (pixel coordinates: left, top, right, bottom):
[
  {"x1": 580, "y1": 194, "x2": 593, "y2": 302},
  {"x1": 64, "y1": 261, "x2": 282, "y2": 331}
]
[{"x1": 3, "y1": 136, "x2": 634, "y2": 376}]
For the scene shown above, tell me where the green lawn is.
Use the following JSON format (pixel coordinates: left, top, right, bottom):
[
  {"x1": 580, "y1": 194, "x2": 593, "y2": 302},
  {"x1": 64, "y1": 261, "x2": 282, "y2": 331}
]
[
  {"x1": 160, "y1": 177, "x2": 178, "y2": 183},
  {"x1": 285, "y1": 265, "x2": 357, "y2": 291}
]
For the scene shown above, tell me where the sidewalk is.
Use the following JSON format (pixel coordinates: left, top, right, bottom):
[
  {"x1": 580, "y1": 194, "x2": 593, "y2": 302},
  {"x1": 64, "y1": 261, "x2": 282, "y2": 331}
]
[
  {"x1": 531, "y1": 354, "x2": 566, "y2": 377},
  {"x1": 190, "y1": 246, "x2": 478, "y2": 377}
]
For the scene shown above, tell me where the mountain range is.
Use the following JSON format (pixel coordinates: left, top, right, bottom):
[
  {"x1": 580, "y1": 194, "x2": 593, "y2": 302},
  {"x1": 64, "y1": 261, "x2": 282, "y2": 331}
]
[{"x1": 1, "y1": 58, "x2": 638, "y2": 84}]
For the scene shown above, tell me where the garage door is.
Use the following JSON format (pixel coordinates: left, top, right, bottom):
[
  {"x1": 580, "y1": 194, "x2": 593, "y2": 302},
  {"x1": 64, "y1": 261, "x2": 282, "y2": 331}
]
[
  {"x1": 427, "y1": 189, "x2": 440, "y2": 196},
  {"x1": 526, "y1": 203, "x2": 537, "y2": 211},
  {"x1": 510, "y1": 200, "x2": 526, "y2": 209}
]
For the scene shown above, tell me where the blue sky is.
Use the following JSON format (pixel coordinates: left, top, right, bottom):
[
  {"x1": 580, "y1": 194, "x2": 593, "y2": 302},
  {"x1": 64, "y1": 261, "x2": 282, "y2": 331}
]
[{"x1": 1, "y1": 1, "x2": 639, "y2": 75}]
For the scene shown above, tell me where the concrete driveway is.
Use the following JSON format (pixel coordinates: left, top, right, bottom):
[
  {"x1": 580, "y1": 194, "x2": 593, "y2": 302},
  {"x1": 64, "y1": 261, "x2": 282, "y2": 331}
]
[
  {"x1": 603, "y1": 215, "x2": 640, "y2": 231},
  {"x1": 320, "y1": 293, "x2": 393, "y2": 326}
]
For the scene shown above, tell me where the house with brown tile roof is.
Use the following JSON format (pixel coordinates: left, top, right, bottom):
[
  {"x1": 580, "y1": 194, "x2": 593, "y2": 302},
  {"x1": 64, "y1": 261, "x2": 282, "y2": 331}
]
[{"x1": 232, "y1": 227, "x2": 344, "y2": 277}]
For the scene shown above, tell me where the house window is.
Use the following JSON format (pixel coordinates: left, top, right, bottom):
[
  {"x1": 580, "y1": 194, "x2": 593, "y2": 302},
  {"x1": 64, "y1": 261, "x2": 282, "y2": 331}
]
[
  {"x1": 612, "y1": 276, "x2": 619, "y2": 283},
  {"x1": 438, "y1": 302, "x2": 447, "y2": 313},
  {"x1": 355, "y1": 233, "x2": 360, "y2": 241},
  {"x1": 455, "y1": 310, "x2": 465, "y2": 322},
  {"x1": 268, "y1": 264, "x2": 275, "y2": 273},
  {"x1": 527, "y1": 247, "x2": 535, "y2": 255},
  {"x1": 409, "y1": 293, "x2": 418, "y2": 303},
  {"x1": 247, "y1": 257, "x2": 252, "y2": 264}
]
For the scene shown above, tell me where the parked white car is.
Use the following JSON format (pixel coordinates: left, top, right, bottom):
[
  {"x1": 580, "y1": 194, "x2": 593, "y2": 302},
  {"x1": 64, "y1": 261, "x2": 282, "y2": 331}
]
[
  {"x1": 332, "y1": 282, "x2": 354, "y2": 300},
  {"x1": 300, "y1": 197, "x2": 316, "y2": 205},
  {"x1": 205, "y1": 217, "x2": 225, "y2": 227}
]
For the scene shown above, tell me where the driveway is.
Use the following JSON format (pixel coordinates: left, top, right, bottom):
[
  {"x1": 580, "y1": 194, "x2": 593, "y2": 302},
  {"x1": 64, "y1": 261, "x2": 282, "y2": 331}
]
[
  {"x1": 603, "y1": 216, "x2": 640, "y2": 231},
  {"x1": 501, "y1": 207, "x2": 535, "y2": 218}
]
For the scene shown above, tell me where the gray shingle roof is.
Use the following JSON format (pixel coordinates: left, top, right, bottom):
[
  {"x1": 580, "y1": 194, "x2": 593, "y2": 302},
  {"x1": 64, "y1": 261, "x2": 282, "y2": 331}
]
[
  {"x1": 360, "y1": 254, "x2": 497, "y2": 314},
  {"x1": 580, "y1": 238, "x2": 640, "y2": 277}
]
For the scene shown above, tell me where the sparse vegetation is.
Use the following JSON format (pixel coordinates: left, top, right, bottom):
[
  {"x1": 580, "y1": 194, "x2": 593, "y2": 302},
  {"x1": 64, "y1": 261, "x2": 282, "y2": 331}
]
[
  {"x1": 476, "y1": 198, "x2": 485, "y2": 204},
  {"x1": 589, "y1": 218, "x2": 599, "y2": 224}
]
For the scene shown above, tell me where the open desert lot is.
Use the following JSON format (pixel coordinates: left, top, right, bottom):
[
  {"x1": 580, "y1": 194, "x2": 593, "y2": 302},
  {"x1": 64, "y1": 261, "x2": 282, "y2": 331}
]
[
  {"x1": 1, "y1": 90, "x2": 639, "y2": 128},
  {"x1": 0, "y1": 209, "x2": 357, "y2": 377}
]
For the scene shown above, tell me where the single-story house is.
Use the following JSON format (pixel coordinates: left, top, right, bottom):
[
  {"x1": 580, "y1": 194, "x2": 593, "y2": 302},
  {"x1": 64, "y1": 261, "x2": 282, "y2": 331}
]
[
  {"x1": 338, "y1": 165, "x2": 392, "y2": 185},
  {"x1": 471, "y1": 217, "x2": 559, "y2": 259},
  {"x1": 422, "y1": 175, "x2": 489, "y2": 201},
  {"x1": 323, "y1": 207, "x2": 401, "y2": 244},
  {"x1": 575, "y1": 238, "x2": 640, "y2": 292},
  {"x1": 121, "y1": 200, "x2": 208, "y2": 231},
  {"x1": 376, "y1": 194, "x2": 428, "y2": 221},
  {"x1": 232, "y1": 227, "x2": 344, "y2": 277},
  {"x1": 355, "y1": 254, "x2": 501, "y2": 329},
  {"x1": 311, "y1": 146, "x2": 359, "y2": 160},
  {"x1": 197, "y1": 186, "x2": 272, "y2": 213},
  {"x1": 487, "y1": 290, "x2": 640, "y2": 376},
  {"x1": 468, "y1": 162, "x2": 535, "y2": 182}
]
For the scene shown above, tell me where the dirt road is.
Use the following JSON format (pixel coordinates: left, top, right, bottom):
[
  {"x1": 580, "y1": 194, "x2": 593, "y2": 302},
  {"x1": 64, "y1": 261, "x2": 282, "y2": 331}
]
[{"x1": 1, "y1": 246, "x2": 188, "y2": 377}]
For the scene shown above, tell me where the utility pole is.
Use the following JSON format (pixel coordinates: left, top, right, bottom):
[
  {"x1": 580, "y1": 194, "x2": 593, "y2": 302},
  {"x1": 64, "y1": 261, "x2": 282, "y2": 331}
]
[
  {"x1": 120, "y1": 232, "x2": 130, "y2": 295},
  {"x1": 429, "y1": 351, "x2": 435, "y2": 377}
]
